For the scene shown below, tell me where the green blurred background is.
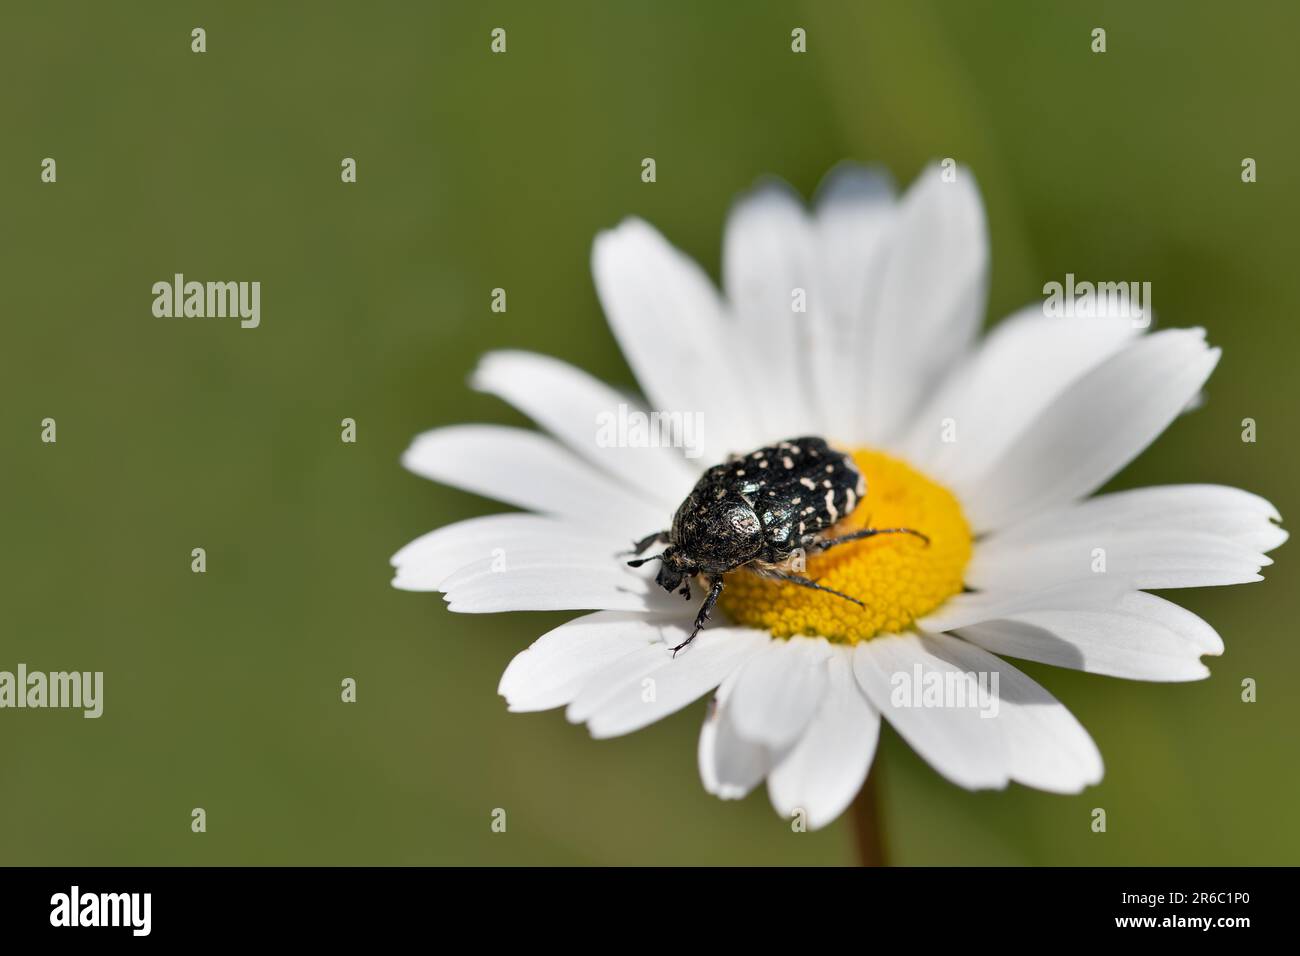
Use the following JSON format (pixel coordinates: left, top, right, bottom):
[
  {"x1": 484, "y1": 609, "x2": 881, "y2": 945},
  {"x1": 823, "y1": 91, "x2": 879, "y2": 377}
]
[{"x1": 2, "y1": 0, "x2": 1296, "y2": 865}]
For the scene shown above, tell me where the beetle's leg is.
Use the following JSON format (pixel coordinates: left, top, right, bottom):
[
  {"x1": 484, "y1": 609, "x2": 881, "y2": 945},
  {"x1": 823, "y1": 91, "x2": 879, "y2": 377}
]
[
  {"x1": 623, "y1": 530, "x2": 669, "y2": 557},
  {"x1": 670, "y1": 578, "x2": 724, "y2": 657},
  {"x1": 812, "y1": 527, "x2": 930, "y2": 552},
  {"x1": 759, "y1": 569, "x2": 865, "y2": 607}
]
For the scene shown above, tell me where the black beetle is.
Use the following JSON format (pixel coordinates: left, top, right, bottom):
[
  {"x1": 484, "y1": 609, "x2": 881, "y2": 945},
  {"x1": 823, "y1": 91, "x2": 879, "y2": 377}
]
[{"x1": 628, "y1": 437, "x2": 928, "y2": 654}]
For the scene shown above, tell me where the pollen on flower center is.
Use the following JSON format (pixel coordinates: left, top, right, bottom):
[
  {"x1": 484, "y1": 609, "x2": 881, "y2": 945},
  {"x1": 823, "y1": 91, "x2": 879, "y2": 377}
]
[{"x1": 718, "y1": 448, "x2": 972, "y2": 644}]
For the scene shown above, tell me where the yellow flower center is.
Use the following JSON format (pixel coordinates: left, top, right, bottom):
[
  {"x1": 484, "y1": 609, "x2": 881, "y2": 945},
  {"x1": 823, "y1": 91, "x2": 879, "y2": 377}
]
[{"x1": 718, "y1": 448, "x2": 972, "y2": 643}]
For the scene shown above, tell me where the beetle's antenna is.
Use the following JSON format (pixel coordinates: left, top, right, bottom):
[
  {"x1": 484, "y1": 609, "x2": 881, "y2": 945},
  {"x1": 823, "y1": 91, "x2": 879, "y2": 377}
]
[
  {"x1": 757, "y1": 568, "x2": 866, "y2": 607},
  {"x1": 627, "y1": 554, "x2": 664, "y2": 568}
]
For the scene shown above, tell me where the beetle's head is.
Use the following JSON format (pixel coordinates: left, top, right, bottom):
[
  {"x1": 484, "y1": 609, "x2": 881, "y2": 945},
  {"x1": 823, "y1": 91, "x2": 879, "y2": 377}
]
[{"x1": 652, "y1": 546, "x2": 698, "y2": 593}]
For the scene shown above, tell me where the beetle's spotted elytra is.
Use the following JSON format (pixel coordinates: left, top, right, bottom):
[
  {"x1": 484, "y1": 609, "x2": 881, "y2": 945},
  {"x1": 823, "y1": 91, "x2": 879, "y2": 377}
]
[{"x1": 628, "y1": 437, "x2": 929, "y2": 654}]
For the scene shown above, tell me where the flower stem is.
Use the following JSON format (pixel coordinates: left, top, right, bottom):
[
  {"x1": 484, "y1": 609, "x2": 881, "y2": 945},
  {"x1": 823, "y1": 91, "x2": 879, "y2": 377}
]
[{"x1": 851, "y1": 762, "x2": 887, "y2": 866}]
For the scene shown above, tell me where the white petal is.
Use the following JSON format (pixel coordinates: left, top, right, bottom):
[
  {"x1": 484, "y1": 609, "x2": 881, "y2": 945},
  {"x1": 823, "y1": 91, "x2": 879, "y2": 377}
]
[
  {"x1": 390, "y1": 513, "x2": 622, "y2": 591},
  {"x1": 983, "y1": 484, "x2": 1287, "y2": 555},
  {"x1": 498, "y1": 611, "x2": 665, "y2": 712},
  {"x1": 968, "y1": 529, "x2": 1268, "y2": 593},
  {"x1": 853, "y1": 634, "x2": 1007, "y2": 789},
  {"x1": 766, "y1": 647, "x2": 881, "y2": 829},
  {"x1": 402, "y1": 424, "x2": 663, "y2": 531},
  {"x1": 960, "y1": 329, "x2": 1220, "y2": 532},
  {"x1": 1116, "y1": 591, "x2": 1224, "y2": 654},
  {"x1": 856, "y1": 162, "x2": 989, "y2": 444},
  {"x1": 854, "y1": 633, "x2": 1103, "y2": 793},
  {"x1": 722, "y1": 181, "x2": 825, "y2": 439},
  {"x1": 471, "y1": 350, "x2": 700, "y2": 506},
  {"x1": 585, "y1": 628, "x2": 769, "y2": 739},
  {"x1": 896, "y1": 307, "x2": 1139, "y2": 486},
  {"x1": 443, "y1": 559, "x2": 678, "y2": 614},
  {"x1": 811, "y1": 163, "x2": 899, "y2": 441},
  {"x1": 955, "y1": 591, "x2": 1221, "y2": 682},
  {"x1": 564, "y1": 645, "x2": 674, "y2": 724},
  {"x1": 728, "y1": 637, "x2": 832, "y2": 749},
  {"x1": 563, "y1": 624, "x2": 770, "y2": 728},
  {"x1": 813, "y1": 162, "x2": 897, "y2": 318},
  {"x1": 699, "y1": 667, "x2": 775, "y2": 800},
  {"x1": 922, "y1": 634, "x2": 1103, "y2": 793},
  {"x1": 918, "y1": 579, "x2": 1130, "y2": 633},
  {"x1": 440, "y1": 548, "x2": 640, "y2": 591},
  {"x1": 592, "y1": 218, "x2": 766, "y2": 459}
]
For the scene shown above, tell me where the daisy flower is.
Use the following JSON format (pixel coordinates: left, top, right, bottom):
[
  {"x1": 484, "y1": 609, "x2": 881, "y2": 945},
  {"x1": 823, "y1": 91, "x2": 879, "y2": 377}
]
[{"x1": 393, "y1": 162, "x2": 1285, "y2": 833}]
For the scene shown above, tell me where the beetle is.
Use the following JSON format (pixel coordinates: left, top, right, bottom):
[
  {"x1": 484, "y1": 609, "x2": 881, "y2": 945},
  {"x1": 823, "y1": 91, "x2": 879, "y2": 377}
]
[{"x1": 628, "y1": 437, "x2": 928, "y2": 655}]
